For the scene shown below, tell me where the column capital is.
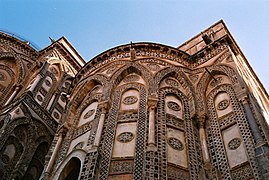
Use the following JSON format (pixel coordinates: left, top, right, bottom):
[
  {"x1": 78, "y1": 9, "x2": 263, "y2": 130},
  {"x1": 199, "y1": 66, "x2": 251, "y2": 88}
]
[
  {"x1": 148, "y1": 94, "x2": 158, "y2": 110},
  {"x1": 58, "y1": 123, "x2": 69, "y2": 137},
  {"x1": 99, "y1": 100, "x2": 110, "y2": 113},
  {"x1": 240, "y1": 96, "x2": 249, "y2": 105},
  {"x1": 198, "y1": 113, "x2": 207, "y2": 128},
  {"x1": 14, "y1": 83, "x2": 22, "y2": 90}
]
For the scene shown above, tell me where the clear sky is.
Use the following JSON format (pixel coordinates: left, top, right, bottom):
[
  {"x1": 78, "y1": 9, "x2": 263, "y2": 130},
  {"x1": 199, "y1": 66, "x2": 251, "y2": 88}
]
[{"x1": 1, "y1": 0, "x2": 268, "y2": 91}]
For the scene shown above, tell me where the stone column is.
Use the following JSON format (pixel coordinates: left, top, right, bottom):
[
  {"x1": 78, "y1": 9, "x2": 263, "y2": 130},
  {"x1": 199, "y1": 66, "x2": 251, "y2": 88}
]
[
  {"x1": 43, "y1": 126, "x2": 68, "y2": 179},
  {"x1": 147, "y1": 94, "x2": 158, "y2": 150},
  {"x1": 198, "y1": 114, "x2": 210, "y2": 164},
  {"x1": 4, "y1": 84, "x2": 21, "y2": 106},
  {"x1": 240, "y1": 96, "x2": 265, "y2": 146},
  {"x1": 93, "y1": 100, "x2": 109, "y2": 147}
]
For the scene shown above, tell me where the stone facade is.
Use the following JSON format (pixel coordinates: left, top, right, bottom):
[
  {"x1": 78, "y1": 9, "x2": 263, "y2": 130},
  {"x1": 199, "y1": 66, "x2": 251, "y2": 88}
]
[{"x1": 0, "y1": 20, "x2": 269, "y2": 180}]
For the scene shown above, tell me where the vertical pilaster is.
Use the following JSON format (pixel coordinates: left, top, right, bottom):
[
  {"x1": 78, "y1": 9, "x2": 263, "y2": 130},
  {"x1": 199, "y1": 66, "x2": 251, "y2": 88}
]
[
  {"x1": 148, "y1": 95, "x2": 158, "y2": 149},
  {"x1": 240, "y1": 96, "x2": 269, "y2": 179},
  {"x1": 42, "y1": 126, "x2": 68, "y2": 180},
  {"x1": 145, "y1": 94, "x2": 158, "y2": 180},
  {"x1": 93, "y1": 100, "x2": 109, "y2": 147},
  {"x1": 198, "y1": 114, "x2": 210, "y2": 164},
  {"x1": 4, "y1": 84, "x2": 21, "y2": 105},
  {"x1": 81, "y1": 100, "x2": 109, "y2": 180}
]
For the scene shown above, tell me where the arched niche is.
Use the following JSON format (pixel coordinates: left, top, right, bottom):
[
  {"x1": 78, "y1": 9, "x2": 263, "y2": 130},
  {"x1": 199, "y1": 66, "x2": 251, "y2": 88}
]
[
  {"x1": 109, "y1": 65, "x2": 150, "y2": 95},
  {"x1": 120, "y1": 89, "x2": 140, "y2": 111},
  {"x1": 0, "y1": 136, "x2": 23, "y2": 178},
  {"x1": 164, "y1": 94, "x2": 187, "y2": 168},
  {"x1": 78, "y1": 100, "x2": 98, "y2": 127},
  {"x1": 213, "y1": 92, "x2": 233, "y2": 118},
  {"x1": 22, "y1": 142, "x2": 49, "y2": 180},
  {"x1": 0, "y1": 64, "x2": 16, "y2": 105},
  {"x1": 59, "y1": 157, "x2": 81, "y2": 180},
  {"x1": 165, "y1": 94, "x2": 183, "y2": 119},
  {"x1": 206, "y1": 74, "x2": 232, "y2": 96},
  {"x1": 70, "y1": 79, "x2": 103, "y2": 111},
  {"x1": 118, "y1": 73, "x2": 146, "y2": 86}
]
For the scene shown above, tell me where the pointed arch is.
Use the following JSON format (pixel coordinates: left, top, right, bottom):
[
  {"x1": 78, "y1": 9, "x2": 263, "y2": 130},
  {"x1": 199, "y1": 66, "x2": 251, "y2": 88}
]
[{"x1": 196, "y1": 65, "x2": 242, "y2": 113}]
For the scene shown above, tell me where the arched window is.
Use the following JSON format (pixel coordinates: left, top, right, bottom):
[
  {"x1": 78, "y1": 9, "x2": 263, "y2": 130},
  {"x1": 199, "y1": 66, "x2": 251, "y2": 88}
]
[{"x1": 59, "y1": 157, "x2": 81, "y2": 180}]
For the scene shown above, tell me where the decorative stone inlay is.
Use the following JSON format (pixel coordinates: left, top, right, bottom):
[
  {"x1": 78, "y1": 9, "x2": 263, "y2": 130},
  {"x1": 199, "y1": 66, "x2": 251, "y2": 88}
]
[
  {"x1": 147, "y1": 63, "x2": 160, "y2": 71},
  {"x1": 45, "y1": 80, "x2": 51, "y2": 87},
  {"x1": 36, "y1": 95, "x2": 43, "y2": 102},
  {"x1": 1, "y1": 154, "x2": 10, "y2": 164},
  {"x1": 53, "y1": 112, "x2": 60, "y2": 119},
  {"x1": 50, "y1": 67, "x2": 58, "y2": 76},
  {"x1": 117, "y1": 132, "x2": 134, "y2": 143},
  {"x1": 168, "y1": 137, "x2": 184, "y2": 151},
  {"x1": 210, "y1": 77, "x2": 223, "y2": 87},
  {"x1": 74, "y1": 142, "x2": 84, "y2": 149},
  {"x1": 165, "y1": 78, "x2": 179, "y2": 87},
  {"x1": 110, "y1": 160, "x2": 134, "y2": 174},
  {"x1": 106, "y1": 66, "x2": 117, "y2": 74},
  {"x1": 228, "y1": 138, "x2": 241, "y2": 150},
  {"x1": 123, "y1": 96, "x2": 138, "y2": 105},
  {"x1": 217, "y1": 99, "x2": 230, "y2": 110},
  {"x1": 167, "y1": 101, "x2": 181, "y2": 111},
  {"x1": 0, "y1": 73, "x2": 6, "y2": 81},
  {"x1": 189, "y1": 74, "x2": 199, "y2": 83},
  {"x1": 123, "y1": 74, "x2": 140, "y2": 83},
  {"x1": 83, "y1": 109, "x2": 95, "y2": 119}
]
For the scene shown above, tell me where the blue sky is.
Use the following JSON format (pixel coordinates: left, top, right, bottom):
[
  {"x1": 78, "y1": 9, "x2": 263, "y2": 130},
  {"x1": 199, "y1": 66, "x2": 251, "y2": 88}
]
[{"x1": 1, "y1": 0, "x2": 268, "y2": 91}]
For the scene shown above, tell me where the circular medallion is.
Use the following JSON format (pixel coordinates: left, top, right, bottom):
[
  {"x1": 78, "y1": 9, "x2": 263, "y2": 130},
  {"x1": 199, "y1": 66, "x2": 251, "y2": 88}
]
[
  {"x1": 45, "y1": 80, "x2": 51, "y2": 87},
  {"x1": 147, "y1": 63, "x2": 160, "y2": 71},
  {"x1": 168, "y1": 137, "x2": 184, "y2": 151},
  {"x1": 123, "y1": 96, "x2": 138, "y2": 105},
  {"x1": 64, "y1": 82, "x2": 71, "y2": 88},
  {"x1": 228, "y1": 138, "x2": 241, "y2": 150},
  {"x1": 117, "y1": 132, "x2": 134, "y2": 143},
  {"x1": 210, "y1": 77, "x2": 223, "y2": 87},
  {"x1": 165, "y1": 78, "x2": 179, "y2": 87},
  {"x1": 123, "y1": 74, "x2": 140, "y2": 83},
  {"x1": 36, "y1": 95, "x2": 43, "y2": 102},
  {"x1": 53, "y1": 112, "x2": 60, "y2": 119},
  {"x1": 217, "y1": 99, "x2": 230, "y2": 110},
  {"x1": 167, "y1": 101, "x2": 181, "y2": 111},
  {"x1": 83, "y1": 109, "x2": 95, "y2": 119}
]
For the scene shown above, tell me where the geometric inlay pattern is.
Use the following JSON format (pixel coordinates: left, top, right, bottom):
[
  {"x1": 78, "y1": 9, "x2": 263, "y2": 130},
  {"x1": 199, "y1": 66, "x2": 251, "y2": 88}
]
[
  {"x1": 83, "y1": 109, "x2": 95, "y2": 119},
  {"x1": 117, "y1": 132, "x2": 134, "y2": 143},
  {"x1": 217, "y1": 99, "x2": 230, "y2": 110},
  {"x1": 123, "y1": 96, "x2": 138, "y2": 105},
  {"x1": 167, "y1": 137, "x2": 184, "y2": 151},
  {"x1": 165, "y1": 78, "x2": 179, "y2": 87},
  {"x1": 228, "y1": 138, "x2": 241, "y2": 150},
  {"x1": 167, "y1": 101, "x2": 181, "y2": 111}
]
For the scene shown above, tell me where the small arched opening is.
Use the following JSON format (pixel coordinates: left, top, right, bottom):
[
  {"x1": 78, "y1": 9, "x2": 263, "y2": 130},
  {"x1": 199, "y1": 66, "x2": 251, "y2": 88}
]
[{"x1": 59, "y1": 157, "x2": 81, "y2": 180}]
